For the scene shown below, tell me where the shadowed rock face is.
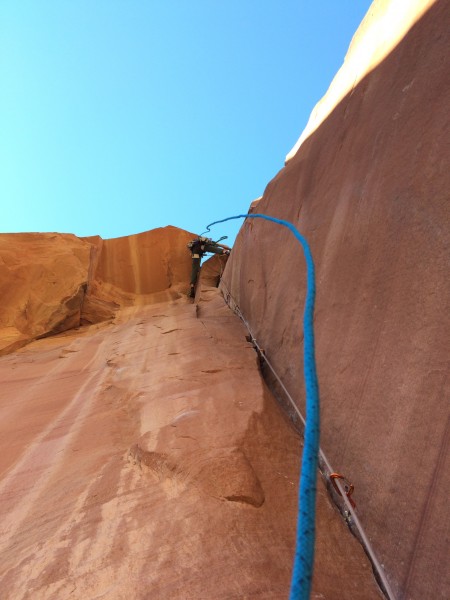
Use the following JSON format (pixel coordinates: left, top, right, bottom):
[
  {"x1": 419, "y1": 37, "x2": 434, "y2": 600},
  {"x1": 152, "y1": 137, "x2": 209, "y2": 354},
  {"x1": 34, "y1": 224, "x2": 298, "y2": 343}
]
[{"x1": 223, "y1": 1, "x2": 450, "y2": 598}]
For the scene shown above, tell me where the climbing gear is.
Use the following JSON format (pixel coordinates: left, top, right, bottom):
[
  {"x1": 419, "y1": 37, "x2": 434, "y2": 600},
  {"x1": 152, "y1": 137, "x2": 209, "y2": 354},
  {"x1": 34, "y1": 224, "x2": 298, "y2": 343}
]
[
  {"x1": 206, "y1": 213, "x2": 396, "y2": 600},
  {"x1": 330, "y1": 473, "x2": 356, "y2": 508},
  {"x1": 219, "y1": 277, "x2": 396, "y2": 600},
  {"x1": 187, "y1": 239, "x2": 206, "y2": 258},
  {"x1": 206, "y1": 213, "x2": 319, "y2": 600},
  {"x1": 188, "y1": 236, "x2": 230, "y2": 258}
]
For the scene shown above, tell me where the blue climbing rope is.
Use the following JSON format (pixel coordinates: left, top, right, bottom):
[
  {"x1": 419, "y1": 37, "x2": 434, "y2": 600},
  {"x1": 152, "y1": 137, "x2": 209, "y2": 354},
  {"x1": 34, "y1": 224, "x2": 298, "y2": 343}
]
[{"x1": 206, "y1": 214, "x2": 320, "y2": 600}]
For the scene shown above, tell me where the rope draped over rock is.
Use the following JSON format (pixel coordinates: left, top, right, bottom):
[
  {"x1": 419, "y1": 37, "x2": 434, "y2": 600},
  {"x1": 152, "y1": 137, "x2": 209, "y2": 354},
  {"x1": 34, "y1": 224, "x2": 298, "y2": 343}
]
[{"x1": 205, "y1": 213, "x2": 320, "y2": 600}]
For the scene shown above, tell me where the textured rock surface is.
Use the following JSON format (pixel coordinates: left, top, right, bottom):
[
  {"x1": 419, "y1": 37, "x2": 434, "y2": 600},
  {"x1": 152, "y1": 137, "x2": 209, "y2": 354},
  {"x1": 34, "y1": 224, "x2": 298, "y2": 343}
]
[
  {"x1": 0, "y1": 233, "x2": 91, "y2": 355},
  {"x1": 222, "y1": 1, "x2": 450, "y2": 598},
  {"x1": 82, "y1": 226, "x2": 195, "y2": 321},
  {"x1": 0, "y1": 280, "x2": 382, "y2": 598},
  {"x1": 0, "y1": 227, "x2": 194, "y2": 353},
  {"x1": 286, "y1": 0, "x2": 437, "y2": 162},
  {"x1": 2, "y1": 1, "x2": 448, "y2": 597}
]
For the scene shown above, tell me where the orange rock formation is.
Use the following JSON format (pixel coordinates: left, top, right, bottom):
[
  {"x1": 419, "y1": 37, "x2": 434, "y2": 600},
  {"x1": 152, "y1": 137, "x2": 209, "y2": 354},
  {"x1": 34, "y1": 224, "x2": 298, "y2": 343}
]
[
  {"x1": 0, "y1": 226, "x2": 194, "y2": 355},
  {"x1": 0, "y1": 233, "x2": 91, "y2": 355},
  {"x1": 1, "y1": 1, "x2": 448, "y2": 599},
  {"x1": 223, "y1": 1, "x2": 449, "y2": 598},
  {"x1": 0, "y1": 232, "x2": 382, "y2": 598}
]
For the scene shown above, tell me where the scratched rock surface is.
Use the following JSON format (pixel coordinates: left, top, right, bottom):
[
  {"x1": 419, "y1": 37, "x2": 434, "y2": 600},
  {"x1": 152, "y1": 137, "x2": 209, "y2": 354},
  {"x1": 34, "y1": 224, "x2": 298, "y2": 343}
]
[
  {"x1": 0, "y1": 278, "x2": 382, "y2": 598},
  {"x1": 222, "y1": 1, "x2": 450, "y2": 598}
]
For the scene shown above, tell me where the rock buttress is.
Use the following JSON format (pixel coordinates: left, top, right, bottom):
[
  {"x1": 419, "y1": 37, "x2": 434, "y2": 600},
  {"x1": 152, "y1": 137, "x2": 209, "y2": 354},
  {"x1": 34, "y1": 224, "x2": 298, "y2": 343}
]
[{"x1": 222, "y1": 2, "x2": 450, "y2": 598}]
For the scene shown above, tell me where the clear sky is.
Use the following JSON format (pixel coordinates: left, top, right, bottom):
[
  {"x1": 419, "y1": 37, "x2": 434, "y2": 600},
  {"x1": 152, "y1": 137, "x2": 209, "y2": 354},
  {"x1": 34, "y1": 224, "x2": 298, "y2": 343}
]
[{"x1": 1, "y1": 1, "x2": 373, "y2": 243}]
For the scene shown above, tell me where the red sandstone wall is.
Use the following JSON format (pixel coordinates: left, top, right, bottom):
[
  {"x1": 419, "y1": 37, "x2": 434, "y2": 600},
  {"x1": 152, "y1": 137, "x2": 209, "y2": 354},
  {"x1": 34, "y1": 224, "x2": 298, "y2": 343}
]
[
  {"x1": 92, "y1": 226, "x2": 192, "y2": 295},
  {"x1": 222, "y1": 2, "x2": 450, "y2": 598},
  {"x1": 81, "y1": 226, "x2": 194, "y2": 319},
  {"x1": 0, "y1": 227, "x2": 194, "y2": 352},
  {"x1": 0, "y1": 233, "x2": 91, "y2": 354}
]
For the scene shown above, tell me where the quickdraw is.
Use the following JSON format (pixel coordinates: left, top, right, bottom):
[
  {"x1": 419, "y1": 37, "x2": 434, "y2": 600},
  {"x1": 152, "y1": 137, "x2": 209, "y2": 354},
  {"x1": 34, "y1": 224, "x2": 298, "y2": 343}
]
[{"x1": 330, "y1": 473, "x2": 356, "y2": 508}]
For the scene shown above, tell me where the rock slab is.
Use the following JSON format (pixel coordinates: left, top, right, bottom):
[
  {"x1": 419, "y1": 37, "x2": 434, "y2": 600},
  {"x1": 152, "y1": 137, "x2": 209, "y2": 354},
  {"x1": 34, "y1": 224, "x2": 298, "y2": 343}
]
[{"x1": 223, "y1": 1, "x2": 450, "y2": 598}]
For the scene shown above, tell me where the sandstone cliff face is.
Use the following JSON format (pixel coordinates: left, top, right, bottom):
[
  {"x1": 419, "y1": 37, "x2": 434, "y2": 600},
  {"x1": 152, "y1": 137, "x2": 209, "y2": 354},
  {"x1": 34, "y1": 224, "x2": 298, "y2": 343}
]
[
  {"x1": 82, "y1": 226, "x2": 194, "y2": 315},
  {"x1": 0, "y1": 251, "x2": 383, "y2": 598},
  {"x1": 1, "y1": 1, "x2": 448, "y2": 598},
  {"x1": 223, "y1": 1, "x2": 449, "y2": 598},
  {"x1": 0, "y1": 233, "x2": 92, "y2": 355},
  {"x1": 0, "y1": 226, "x2": 194, "y2": 354}
]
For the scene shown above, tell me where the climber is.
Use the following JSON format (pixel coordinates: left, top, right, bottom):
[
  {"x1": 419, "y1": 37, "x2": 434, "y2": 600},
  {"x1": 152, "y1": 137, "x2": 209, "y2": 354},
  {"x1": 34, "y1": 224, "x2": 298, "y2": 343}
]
[{"x1": 187, "y1": 236, "x2": 230, "y2": 298}]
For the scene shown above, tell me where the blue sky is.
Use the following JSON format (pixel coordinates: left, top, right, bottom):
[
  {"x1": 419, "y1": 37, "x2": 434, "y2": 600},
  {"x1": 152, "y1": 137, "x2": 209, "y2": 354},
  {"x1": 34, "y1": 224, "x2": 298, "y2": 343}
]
[{"x1": 0, "y1": 1, "x2": 373, "y2": 243}]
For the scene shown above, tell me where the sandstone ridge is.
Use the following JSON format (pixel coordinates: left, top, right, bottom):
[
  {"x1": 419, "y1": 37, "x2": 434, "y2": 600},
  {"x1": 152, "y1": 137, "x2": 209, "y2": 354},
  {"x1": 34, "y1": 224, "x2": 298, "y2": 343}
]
[
  {"x1": 223, "y1": 1, "x2": 449, "y2": 598},
  {"x1": 0, "y1": 226, "x2": 194, "y2": 355},
  {"x1": 0, "y1": 260, "x2": 383, "y2": 598}
]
